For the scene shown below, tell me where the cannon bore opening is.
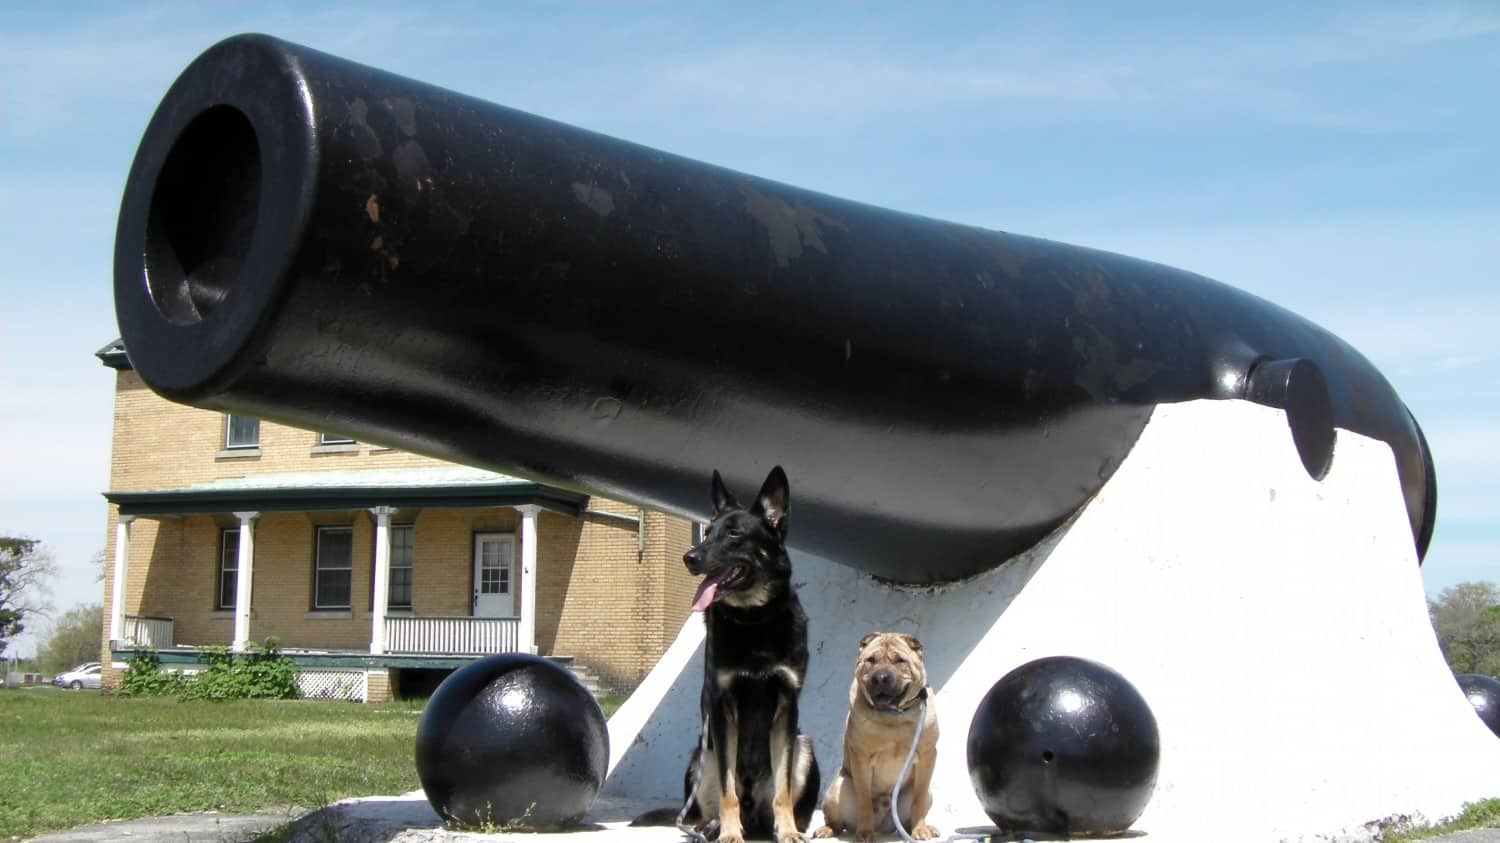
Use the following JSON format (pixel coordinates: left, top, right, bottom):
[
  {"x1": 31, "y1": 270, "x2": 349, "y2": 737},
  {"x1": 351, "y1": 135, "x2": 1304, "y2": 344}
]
[{"x1": 144, "y1": 105, "x2": 261, "y2": 326}]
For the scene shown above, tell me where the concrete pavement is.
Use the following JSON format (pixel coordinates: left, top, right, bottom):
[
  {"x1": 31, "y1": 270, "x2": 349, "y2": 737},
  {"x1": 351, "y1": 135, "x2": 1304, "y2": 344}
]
[{"x1": 24, "y1": 792, "x2": 1500, "y2": 843}]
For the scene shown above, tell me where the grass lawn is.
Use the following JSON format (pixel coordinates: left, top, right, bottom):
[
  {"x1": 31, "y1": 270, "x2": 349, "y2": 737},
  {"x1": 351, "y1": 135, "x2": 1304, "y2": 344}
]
[
  {"x1": 1383, "y1": 799, "x2": 1500, "y2": 841},
  {"x1": 0, "y1": 686, "x2": 625, "y2": 839}
]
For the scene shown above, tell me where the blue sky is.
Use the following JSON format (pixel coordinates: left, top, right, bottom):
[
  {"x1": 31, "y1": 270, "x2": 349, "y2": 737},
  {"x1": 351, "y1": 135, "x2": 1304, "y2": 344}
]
[{"x1": 2, "y1": 3, "x2": 1496, "y2": 655}]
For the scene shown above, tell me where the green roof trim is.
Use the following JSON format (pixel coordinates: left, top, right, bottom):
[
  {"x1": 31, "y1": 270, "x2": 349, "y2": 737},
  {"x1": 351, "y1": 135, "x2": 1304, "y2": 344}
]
[
  {"x1": 105, "y1": 481, "x2": 587, "y2": 517},
  {"x1": 96, "y1": 338, "x2": 132, "y2": 370}
]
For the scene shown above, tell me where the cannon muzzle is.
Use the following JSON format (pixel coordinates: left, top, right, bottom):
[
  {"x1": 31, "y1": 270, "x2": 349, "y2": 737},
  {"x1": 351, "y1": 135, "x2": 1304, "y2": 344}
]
[{"x1": 114, "y1": 34, "x2": 1434, "y2": 583}]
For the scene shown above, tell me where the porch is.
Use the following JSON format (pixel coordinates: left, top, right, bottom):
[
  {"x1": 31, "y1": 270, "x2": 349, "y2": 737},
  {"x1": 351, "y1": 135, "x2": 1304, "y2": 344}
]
[
  {"x1": 123, "y1": 613, "x2": 526, "y2": 657},
  {"x1": 116, "y1": 614, "x2": 599, "y2": 701},
  {"x1": 103, "y1": 467, "x2": 605, "y2": 664},
  {"x1": 100, "y1": 465, "x2": 667, "y2": 700}
]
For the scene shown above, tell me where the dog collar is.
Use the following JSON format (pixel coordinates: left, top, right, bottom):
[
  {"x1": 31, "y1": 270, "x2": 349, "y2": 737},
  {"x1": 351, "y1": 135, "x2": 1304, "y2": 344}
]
[
  {"x1": 712, "y1": 605, "x2": 776, "y2": 625},
  {"x1": 726, "y1": 613, "x2": 772, "y2": 625}
]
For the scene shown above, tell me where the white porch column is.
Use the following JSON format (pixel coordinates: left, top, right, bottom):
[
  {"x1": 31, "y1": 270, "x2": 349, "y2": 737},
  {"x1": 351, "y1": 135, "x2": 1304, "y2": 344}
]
[
  {"x1": 369, "y1": 506, "x2": 394, "y2": 655},
  {"x1": 108, "y1": 514, "x2": 135, "y2": 644},
  {"x1": 517, "y1": 505, "x2": 540, "y2": 655},
  {"x1": 231, "y1": 511, "x2": 259, "y2": 652}
]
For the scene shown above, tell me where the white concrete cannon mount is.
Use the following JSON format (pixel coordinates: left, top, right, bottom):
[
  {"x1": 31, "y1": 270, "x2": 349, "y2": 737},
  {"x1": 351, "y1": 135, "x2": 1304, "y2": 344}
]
[{"x1": 606, "y1": 400, "x2": 1500, "y2": 843}]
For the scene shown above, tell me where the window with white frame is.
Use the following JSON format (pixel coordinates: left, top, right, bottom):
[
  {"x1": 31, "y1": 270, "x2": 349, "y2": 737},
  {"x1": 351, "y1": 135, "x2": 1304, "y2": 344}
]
[
  {"x1": 314, "y1": 526, "x2": 353, "y2": 609},
  {"x1": 224, "y1": 414, "x2": 260, "y2": 449},
  {"x1": 388, "y1": 524, "x2": 413, "y2": 610},
  {"x1": 217, "y1": 529, "x2": 239, "y2": 609},
  {"x1": 479, "y1": 538, "x2": 511, "y2": 594},
  {"x1": 318, "y1": 432, "x2": 355, "y2": 445}
]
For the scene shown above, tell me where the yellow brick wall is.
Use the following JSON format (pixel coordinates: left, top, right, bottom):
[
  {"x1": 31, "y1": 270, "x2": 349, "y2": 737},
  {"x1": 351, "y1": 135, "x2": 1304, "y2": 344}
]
[
  {"x1": 151, "y1": 515, "x2": 229, "y2": 647},
  {"x1": 101, "y1": 369, "x2": 702, "y2": 694},
  {"x1": 659, "y1": 515, "x2": 700, "y2": 650},
  {"x1": 109, "y1": 371, "x2": 459, "y2": 495},
  {"x1": 366, "y1": 670, "x2": 393, "y2": 703},
  {"x1": 411, "y1": 508, "x2": 521, "y2": 616},
  {"x1": 539, "y1": 505, "x2": 701, "y2": 689},
  {"x1": 540, "y1": 506, "x2": 656, "y2": 689}
]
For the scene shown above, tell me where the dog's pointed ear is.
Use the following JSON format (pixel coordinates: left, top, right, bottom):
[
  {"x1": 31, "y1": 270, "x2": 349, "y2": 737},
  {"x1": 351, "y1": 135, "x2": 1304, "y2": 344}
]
[
  {"x1": 754, "y1": 466, "x2": 790, "y2": 532},
  {"x1": 711, "y1": 469, "x2": 737, "y2": 516},
  {"x1": 859, "y1": 632, "x2": 880, "y2": 650},
  {"x1": 899, "y1": 634, "x2": 924, "y2": 654}
]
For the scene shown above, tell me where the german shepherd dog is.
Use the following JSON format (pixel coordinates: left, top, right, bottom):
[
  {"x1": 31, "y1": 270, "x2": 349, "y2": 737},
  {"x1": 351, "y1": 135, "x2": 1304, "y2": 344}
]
[{"x1": 666, "y1": 466, "x2": 821, "y2": 843}]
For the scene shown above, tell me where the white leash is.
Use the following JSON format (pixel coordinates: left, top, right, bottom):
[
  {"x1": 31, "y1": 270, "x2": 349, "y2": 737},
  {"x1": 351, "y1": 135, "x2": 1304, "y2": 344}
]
[
  {"x1": 890, "y1": 697, "x2": 994, "y2": 843},
  {"x1": 678, "y1": 717, "x2": 713, "y2": 843}
]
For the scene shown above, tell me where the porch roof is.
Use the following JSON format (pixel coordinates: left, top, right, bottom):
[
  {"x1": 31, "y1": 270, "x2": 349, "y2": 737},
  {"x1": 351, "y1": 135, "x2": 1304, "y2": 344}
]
[{"x1": 104, "y1": 466, "x2": 589, "y2": 517}]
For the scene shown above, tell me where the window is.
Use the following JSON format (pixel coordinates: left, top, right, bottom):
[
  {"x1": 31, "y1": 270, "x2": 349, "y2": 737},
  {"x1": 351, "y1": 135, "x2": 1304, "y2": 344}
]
[
  {"x1": 217, "y1": 530, "x2": 239, "y2": 609},
  {"x1": 477, "y1": 535, "x2": 511, "y2": 595},
  {"x1": 318, "y1": 432, "x2": 355, "y2": 445},
  {"x1": 314, "y1": 526, "x2": 353, "y2": 609},
  {"x1": 224, "y1": 414, "x2": 260, "y2": 449},
  {"x1": 388, "y1": 524, "x2": 414, "y2": 610}
]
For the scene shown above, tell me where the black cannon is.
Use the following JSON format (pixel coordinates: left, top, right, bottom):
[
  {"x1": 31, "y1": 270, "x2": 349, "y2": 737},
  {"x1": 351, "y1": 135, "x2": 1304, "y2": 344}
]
[{"x1": 113, "y1": 34, "x2": 1435, "y2": 584}]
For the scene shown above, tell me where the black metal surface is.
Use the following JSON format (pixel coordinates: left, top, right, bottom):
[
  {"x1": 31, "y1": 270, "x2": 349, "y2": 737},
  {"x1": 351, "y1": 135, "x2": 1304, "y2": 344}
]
[
  {"x1": 414, "y1": 653, "x2": 608, "y2": 829},
  {"x1": 1455, "y1": 673, "x2": 1500, "y2": 738},
  {"x1": 966, "y1": 656, "x2": 1160, "y2": 836},
  {"x1": 114, "y1": 34, "x2": 1435, "y2": 584},
  {"x1": 1245, "y1": 358, "x2": 1336, "y2": 480}
]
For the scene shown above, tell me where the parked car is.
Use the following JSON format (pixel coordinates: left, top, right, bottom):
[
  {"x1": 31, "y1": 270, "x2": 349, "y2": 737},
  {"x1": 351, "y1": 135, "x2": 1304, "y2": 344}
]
[{"x1": 52, "y1": 662, "x2": 102, "y2": 690}]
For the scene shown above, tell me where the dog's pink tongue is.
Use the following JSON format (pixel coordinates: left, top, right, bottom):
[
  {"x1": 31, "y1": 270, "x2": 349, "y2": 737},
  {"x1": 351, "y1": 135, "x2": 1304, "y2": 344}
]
[{"x1": 691, "y1": 577, "x2": 720, "y2": 613}]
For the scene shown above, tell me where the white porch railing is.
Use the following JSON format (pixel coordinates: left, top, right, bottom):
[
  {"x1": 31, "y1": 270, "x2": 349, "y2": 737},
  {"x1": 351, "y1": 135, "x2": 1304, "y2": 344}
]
[
  {"x1": 123, "y1": 615, "x2": 174, "y2": 648},
  {"x1": 384, "y1": 615, "x2": 520, "y2": 655}
]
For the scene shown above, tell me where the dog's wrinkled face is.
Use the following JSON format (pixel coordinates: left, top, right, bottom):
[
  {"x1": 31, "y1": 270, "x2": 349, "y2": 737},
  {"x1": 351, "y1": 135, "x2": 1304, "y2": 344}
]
[
  {"x1": 683, "y1": 467, "x2": 791, "y2": 611},
  {"x1": 855, "y1": 632, "x2": 927, "y2": 713}
]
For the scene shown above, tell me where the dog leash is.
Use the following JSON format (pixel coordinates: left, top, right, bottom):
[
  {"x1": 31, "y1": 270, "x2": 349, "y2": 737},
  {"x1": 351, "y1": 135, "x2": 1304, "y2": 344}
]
[
  {"x1": 677, "y1": 717, "x2": 714, "y2": 843},
  {"x1": 890, "y1": 697, "x2": 998, "y2": 843}
]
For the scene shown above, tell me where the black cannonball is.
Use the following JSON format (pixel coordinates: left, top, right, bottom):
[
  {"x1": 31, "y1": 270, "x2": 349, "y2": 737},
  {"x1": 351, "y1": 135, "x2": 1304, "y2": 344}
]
[
  {"x1": 967, "y1": 656, "x2": 1160, "y2": 836},
  {"x1": 415, "y1": 653, "x2": 608, "y2": 829},
  {"x1": 1456, "y1": 673, "x2": 1500, "y2": 738}
]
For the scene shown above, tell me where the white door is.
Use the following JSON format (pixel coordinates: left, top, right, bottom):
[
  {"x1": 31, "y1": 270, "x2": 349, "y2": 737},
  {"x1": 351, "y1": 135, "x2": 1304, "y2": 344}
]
[{"x1": 472, "y1": 533, "x2": 515, "y2": 618}]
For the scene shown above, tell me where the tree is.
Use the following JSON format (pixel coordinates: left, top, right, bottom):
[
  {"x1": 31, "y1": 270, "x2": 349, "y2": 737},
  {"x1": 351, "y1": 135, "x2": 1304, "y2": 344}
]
[
  {"x1": 1429, "y1": 581, "x2": 1500, "y2": 676},
  {"x1": 38, "y1": 603, "x2": 104, "y2": 674},
  {"x1": 0, "y1": 536, "x2": 58, "y2": 658}
]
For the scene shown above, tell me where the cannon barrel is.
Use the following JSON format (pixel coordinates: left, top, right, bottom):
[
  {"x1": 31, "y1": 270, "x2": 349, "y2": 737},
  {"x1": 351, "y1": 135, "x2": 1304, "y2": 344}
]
[{"x1": 114, "y1": 34, "x2": 1434, "y2": 583}]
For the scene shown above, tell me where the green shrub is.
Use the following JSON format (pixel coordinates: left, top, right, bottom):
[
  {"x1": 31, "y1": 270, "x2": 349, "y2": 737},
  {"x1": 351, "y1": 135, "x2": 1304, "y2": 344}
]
[
  {"x1": 116, "y1": 648, "x2": 188, "y2": 697},
  {"x1": 183, "y1": 641, "x2": 299, "y2": 701},
  {"x1": 118, "y1": 640, "x2": 299, "y2": 701},
  {"x1": 1378, "y1": 798, "x2": 1500, "y2": 841}
]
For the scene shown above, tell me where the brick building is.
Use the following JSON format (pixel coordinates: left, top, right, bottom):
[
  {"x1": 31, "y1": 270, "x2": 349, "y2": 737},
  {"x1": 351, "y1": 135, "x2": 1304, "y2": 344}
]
[{"x1": 96, "y1": 340, "x2": 699, "y2": 700}]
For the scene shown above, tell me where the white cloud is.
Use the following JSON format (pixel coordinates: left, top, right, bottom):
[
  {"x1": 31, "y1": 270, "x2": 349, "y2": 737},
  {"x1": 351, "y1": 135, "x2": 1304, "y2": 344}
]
[
  {"x1": 1333, "y1": 3, "x2": 1500, "y2": 55},
  {"x1": 642, "y1": 4, "x2": 1499, "y2": 131},
  {"x1": 0, "y1": 6, "x2": 491, "y2": 144},
  {"x1": 660, "y1": 46, "x2": 1115, "y2": 117}
]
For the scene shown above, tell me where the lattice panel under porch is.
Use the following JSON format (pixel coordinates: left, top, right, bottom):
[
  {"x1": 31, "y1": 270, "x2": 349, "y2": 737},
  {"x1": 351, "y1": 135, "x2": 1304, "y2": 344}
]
[{"x1": 296, "y1": 669, "x2": 367, "y2": 702}]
